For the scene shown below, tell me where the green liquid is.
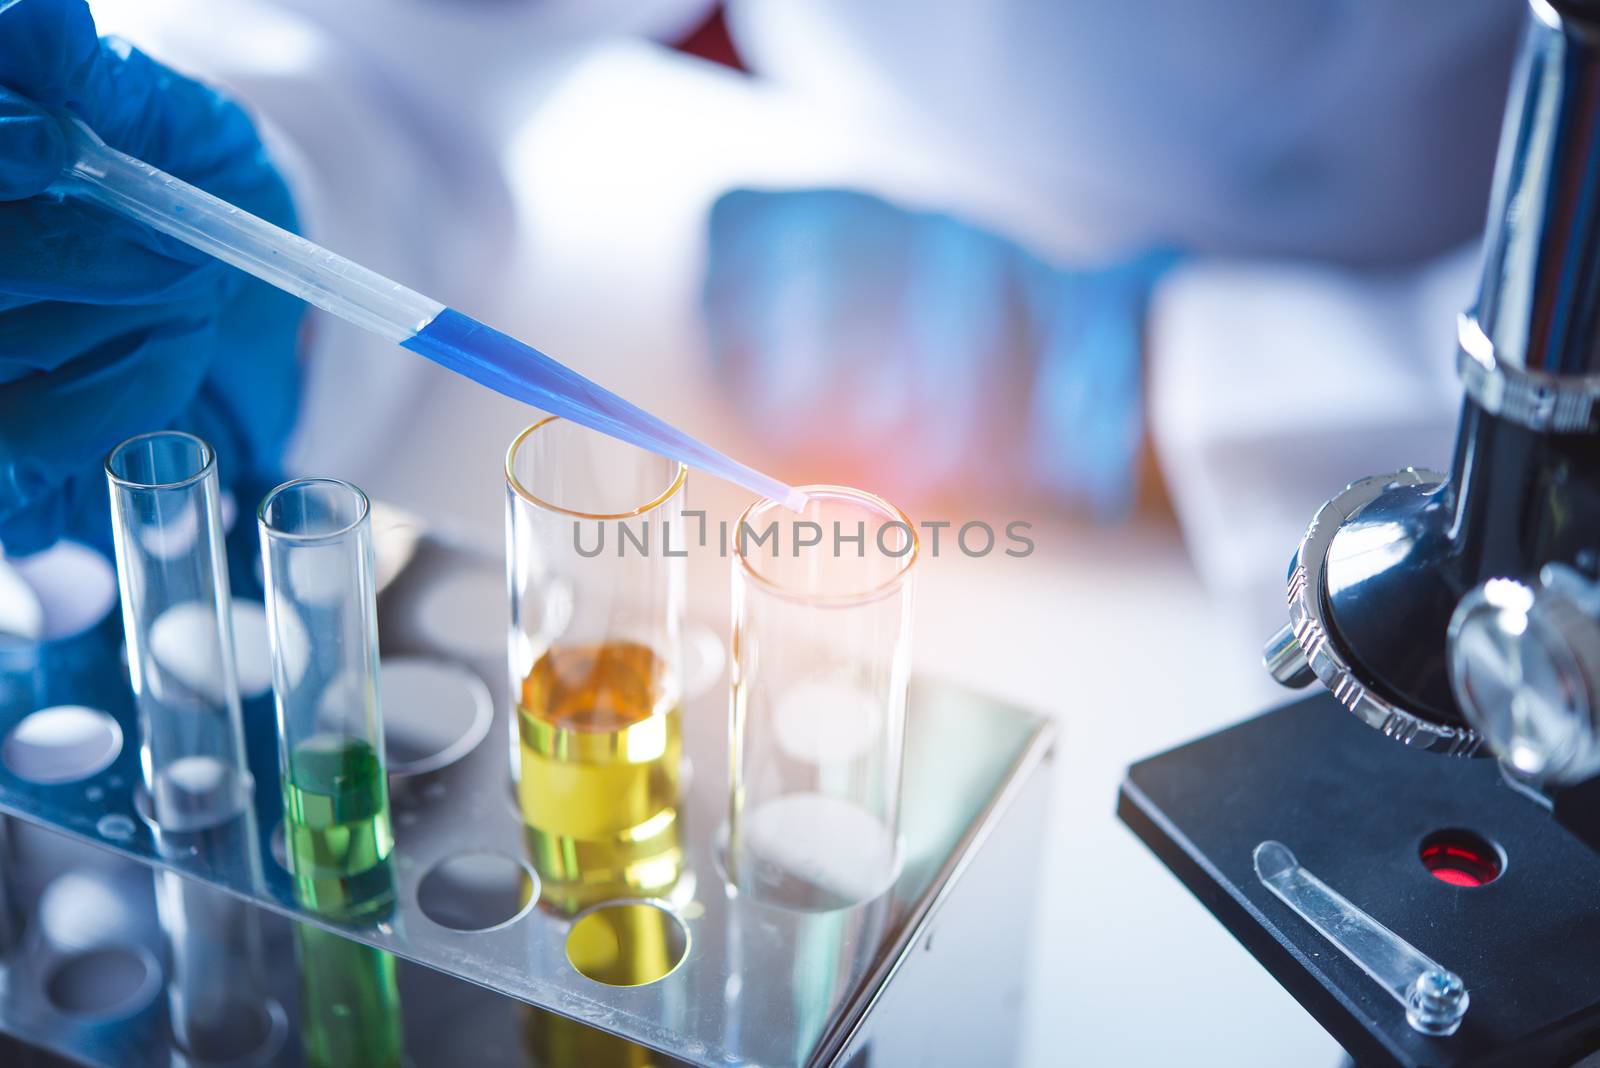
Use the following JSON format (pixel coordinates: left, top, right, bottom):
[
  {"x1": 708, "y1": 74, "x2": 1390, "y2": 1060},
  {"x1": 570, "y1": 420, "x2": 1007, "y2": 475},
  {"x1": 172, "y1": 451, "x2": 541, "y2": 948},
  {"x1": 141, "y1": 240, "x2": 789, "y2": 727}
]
[
  {"x1": 295, "y1": 923, "x2": 404, "y2": 1068},
  {"x1": 283, "y1": 735, "x2": 395, "y2": 916}
]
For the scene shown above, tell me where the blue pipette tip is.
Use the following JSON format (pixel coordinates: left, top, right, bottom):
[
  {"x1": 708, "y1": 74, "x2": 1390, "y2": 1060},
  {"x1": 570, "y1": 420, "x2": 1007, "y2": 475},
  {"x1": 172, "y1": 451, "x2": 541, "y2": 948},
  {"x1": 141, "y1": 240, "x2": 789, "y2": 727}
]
[{"x1": 782, "y1": 488, "x2": 810, "y2": 514}]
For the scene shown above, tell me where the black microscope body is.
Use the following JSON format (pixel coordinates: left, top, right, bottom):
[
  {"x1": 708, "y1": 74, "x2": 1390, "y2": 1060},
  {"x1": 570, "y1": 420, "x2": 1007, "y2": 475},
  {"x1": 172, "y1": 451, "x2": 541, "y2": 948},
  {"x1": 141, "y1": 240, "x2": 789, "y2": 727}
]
[{"x1": 1121, "y1": 2, "x2": 1600, "y2": 1064}]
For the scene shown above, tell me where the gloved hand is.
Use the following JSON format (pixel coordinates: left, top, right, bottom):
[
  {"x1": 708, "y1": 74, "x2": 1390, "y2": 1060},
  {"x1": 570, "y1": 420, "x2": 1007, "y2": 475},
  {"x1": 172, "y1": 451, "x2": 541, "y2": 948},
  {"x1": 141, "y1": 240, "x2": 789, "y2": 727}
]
[
  {"x1": 703, "y1": 189, "x2": 1176, "y2": 518},
  {"x1": 0, "y1": 0, "x2": 303, "y2": 555}
]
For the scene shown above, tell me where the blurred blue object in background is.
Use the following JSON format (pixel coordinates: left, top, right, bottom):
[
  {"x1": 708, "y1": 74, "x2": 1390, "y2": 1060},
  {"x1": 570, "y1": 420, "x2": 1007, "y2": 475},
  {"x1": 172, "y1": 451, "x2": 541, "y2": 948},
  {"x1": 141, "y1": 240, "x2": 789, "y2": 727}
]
[
  {"x1": 704, "y1": 188, "x2": 1176, "y2": 517},
  {"x1": 0, "y1": 0, "x2": 302, "y2": 556}
]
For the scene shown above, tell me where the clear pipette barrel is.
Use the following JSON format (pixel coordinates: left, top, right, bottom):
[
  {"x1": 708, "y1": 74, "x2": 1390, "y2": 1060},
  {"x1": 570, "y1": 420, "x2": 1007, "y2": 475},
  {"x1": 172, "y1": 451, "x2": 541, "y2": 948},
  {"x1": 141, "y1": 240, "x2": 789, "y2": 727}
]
[{"x1": 52, "y1": 117, "x2": 806, "y2": 512}]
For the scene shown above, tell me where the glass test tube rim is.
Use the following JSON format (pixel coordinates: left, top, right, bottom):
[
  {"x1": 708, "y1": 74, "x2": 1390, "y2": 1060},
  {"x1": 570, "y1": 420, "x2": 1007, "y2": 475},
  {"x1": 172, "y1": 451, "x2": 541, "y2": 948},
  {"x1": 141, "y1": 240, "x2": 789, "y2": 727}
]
[
  {"x1": 735, "y1": 484, "x2": 920, "y2": 609},
  {"x1": 104, "y1": 429, "x2": 216, "y2": 492},
  {"x1": 506, "y1": 416, "x2": 688, "y2": 520},
  {"x1": 257, "y1": 477, "x2": 372, "y2": 544}
]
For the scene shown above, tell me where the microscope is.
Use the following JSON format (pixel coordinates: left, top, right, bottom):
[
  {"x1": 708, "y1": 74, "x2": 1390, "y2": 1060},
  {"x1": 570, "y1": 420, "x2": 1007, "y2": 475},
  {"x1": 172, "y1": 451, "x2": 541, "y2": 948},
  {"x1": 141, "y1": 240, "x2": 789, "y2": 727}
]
[{"x1": 1122, "y1": 1, "x2": 1600, "y2": 1064}]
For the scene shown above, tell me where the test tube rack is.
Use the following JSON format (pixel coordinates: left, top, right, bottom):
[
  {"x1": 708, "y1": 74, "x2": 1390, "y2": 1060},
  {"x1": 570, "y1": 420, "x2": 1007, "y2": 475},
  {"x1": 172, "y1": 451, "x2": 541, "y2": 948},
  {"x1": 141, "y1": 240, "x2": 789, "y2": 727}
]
[{"x1": 0, "y1": 532, "x2": 1054, "y2": 1067}]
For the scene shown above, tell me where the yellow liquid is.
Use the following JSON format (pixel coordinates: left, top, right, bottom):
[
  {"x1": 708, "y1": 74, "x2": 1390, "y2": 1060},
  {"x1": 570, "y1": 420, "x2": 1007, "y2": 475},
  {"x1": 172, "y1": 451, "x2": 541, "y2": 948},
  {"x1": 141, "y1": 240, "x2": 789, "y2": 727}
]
[
  {"x1": 517, "y1": 641, "x2": 683, "y2": 910},
  {"x1": 522, "y1": 1003, "x2": 664, "y2": 1068}
]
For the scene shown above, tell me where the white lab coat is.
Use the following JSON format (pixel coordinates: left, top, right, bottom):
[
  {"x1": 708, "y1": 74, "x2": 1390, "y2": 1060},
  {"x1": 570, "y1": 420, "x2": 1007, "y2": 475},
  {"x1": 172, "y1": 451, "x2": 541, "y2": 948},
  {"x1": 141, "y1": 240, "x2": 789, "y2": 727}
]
[{"x1": 91, "y1": 0, "x2": 1520, "y2": 624}]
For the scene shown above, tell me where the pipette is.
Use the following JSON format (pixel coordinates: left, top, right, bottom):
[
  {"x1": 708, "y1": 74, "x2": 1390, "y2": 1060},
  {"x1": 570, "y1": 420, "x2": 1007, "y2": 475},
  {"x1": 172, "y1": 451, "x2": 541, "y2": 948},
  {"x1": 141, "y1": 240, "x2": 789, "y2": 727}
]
[{"x1": 50, "y1": 116, "x2": 806, "y2": 512}]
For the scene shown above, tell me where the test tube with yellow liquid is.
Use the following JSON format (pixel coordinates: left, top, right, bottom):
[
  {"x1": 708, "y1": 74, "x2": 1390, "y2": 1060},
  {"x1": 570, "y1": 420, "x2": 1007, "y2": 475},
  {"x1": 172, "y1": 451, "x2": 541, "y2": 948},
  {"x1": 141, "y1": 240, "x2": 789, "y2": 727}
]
[{"x1": 506, "y1": 418, "x2": 688, "y2": 911}]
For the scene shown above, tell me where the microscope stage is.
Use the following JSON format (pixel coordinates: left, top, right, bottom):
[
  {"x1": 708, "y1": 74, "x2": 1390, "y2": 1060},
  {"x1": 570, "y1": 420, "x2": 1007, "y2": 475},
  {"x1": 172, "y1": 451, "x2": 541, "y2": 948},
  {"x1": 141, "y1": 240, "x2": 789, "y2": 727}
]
[{"x1": 1119, "y1": 694, "x2": 1600, "y2": 1067}]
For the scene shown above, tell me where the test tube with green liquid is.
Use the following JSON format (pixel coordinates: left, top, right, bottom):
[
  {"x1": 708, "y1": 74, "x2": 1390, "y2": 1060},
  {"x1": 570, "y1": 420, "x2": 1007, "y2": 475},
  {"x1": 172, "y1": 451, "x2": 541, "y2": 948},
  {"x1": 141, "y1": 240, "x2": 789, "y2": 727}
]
[
  {"x1": 259, "y1": 478, "x2": 395, "y2": 916},
  {"x1": 261, "y1": 478, "x2": 404, "y2": 1066}
]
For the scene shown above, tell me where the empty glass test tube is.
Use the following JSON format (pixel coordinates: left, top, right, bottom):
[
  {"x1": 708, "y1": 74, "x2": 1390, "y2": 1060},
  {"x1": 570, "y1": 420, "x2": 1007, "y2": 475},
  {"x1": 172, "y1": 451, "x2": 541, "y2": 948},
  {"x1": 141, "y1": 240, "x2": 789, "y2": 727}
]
[
  {"x1": 506, "y1": 417, "x2": 688, "y2": 910},
  {"x1": 106, "y1": 431, "x2": 252, "y2": 830},
  {"x1": 728, "y1": 486, "x2": 917, "y2": 910},
  {"x1": 259, "y1": 478, "x2": 395, "y2": 916}
]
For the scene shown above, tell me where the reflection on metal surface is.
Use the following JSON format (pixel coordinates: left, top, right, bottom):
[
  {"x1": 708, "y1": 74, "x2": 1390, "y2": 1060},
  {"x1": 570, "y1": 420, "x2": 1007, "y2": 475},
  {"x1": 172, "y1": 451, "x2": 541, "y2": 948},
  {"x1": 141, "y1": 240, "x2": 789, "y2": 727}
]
[
  {"x1": 522, "y1": 1000, "x2": 674, "y2": 1068},
  {"x1": 295, "y1": 922, "x2": 404, "y2": 1068},
  {"x1": 156, "y1": 873, "x2": 284, "y2": 1067},
  {"x1": 43, "y1": 945, "x2": 161, "y2": 1021},
  {"x1": 288, "y1": 773, "x2": 406, "y2": 1068},
  {"x1": 0, "y1": 816, "x2": 733, "y2": 1067},
  {"x1": 567, "y1": 901, "x2": 690, "y2": 987},
  {"x1": 1274, "y1": 469, "x2": 1483, "y2": 755},
  {"x1": 1, "y1": 857, "x2": 170, "y2": 1066},
  {"x1": 722, "y1": 865, "x2": 893, "y2": 1067},
  {"x1": 1457, "y1": 5, "x2": 1600, "y2": 431},
  {"x1": 285, "y1": 836, "x2": 406, "y2": 1068},
  {"x1": 3, "y1": 707, "x2": 122, "y2": 785},
  {"x1": 1450, "y1": 565, "x2": 1600, "y2": 785},
  {"x1": 0, "y1": 675, "x2": 1044, "y2": 1066},
  {"x1": 144, "y1": 684, "x2": 281, "y2": 1068},
  {"x1": 37, "y1": 872, "x2": 138, "y2": 954}
]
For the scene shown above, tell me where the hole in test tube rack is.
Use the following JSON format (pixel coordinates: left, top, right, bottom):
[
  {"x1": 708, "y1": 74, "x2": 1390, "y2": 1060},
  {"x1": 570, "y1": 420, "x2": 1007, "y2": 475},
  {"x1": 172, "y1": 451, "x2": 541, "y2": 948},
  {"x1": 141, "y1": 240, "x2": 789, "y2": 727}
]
[
  {"x1": 416, "y1": 851, "x2": 537, "y2": 932},
  {"x1": 379, "y1": 657, "x2": 493, "y2": 778},
  {"x1": 3, "y1": 706, "x2": 122, "y2": 783},
  {"x1": 565, "y1": 901, "x2": 689, "y2": 987},
  {"x1": 38, "y1": 873, "x2": 144, "y2": 951},
  {"x1": 0, "y1": 557, "x2": 42, "y2": 640},
  {"x1": 178, "y1": 996, "x2": 287, "y2": 1065},
  {"x1": 44, "y1": 945, "x2": 161, "y2": 1020},
  {"x1": 5, "y1": 540, "x2": 117, "y2": 642},
  {"x1": 1419, "y1": 828, "x2": 1505, "y2": 887},
  {"x1": 410, "y1": 568, "x2": 508, "y2": 658}
]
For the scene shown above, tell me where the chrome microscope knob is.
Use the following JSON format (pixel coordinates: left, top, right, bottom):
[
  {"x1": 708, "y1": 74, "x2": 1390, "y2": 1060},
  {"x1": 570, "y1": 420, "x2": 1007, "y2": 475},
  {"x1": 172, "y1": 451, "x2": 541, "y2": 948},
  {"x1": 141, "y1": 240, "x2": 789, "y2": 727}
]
[
  {"x1": 1262, "y1": 623, "x2": 1315, "y2": 688},
  {"x1": 1448, "y1": 566, "x2": 1600, "y2": 785}
]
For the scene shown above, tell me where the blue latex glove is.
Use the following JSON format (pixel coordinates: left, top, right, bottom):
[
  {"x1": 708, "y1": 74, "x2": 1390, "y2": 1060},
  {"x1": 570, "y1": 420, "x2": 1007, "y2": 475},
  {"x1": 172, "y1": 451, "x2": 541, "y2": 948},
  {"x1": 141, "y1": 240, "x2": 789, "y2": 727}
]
[
  {"x1": 704, "y1": 189, "x2": 1177, "y2": 518},
  {"x1": 0, "y1": 0, "x2": 303, "y2": 555}
]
